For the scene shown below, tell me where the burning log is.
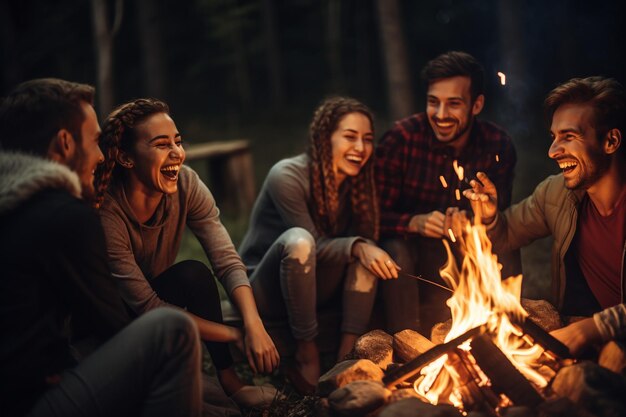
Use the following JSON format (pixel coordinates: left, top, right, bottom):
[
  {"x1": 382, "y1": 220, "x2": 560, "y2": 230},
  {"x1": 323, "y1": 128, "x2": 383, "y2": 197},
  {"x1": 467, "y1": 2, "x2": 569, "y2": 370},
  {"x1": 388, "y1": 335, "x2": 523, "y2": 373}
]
[
  {"x1": 470, "y1": 333, "x2": 544, "y2": 408},
  {"x1": 383, "y1": 326, "x2": 483, "y2": 388},
  {"x1": 517, "y1": 316, "x2": 572, "y2": 360}
]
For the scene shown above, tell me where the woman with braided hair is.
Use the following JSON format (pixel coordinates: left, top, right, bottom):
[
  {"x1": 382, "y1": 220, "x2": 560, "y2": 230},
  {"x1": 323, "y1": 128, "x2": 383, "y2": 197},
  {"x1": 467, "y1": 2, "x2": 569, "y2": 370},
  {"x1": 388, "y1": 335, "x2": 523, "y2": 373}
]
[
  {"x1": 94, "y1": 98, "x2": 282, "y2": 412},
  {"x1": 239, "y1": 97, "x2": 400, "y2": 393}
]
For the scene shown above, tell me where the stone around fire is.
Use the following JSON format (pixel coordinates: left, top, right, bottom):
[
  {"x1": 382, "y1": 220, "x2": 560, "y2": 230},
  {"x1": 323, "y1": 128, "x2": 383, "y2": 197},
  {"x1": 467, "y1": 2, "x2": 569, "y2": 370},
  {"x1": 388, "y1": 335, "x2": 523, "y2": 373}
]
[
  {"x1": 598, "y1": 341, "x2": 626, "y2": 376},
  {"x1": 317, "y1": 359, "x2": 384, "y2": 397},
  {"x1": 328, "y1": 380, "x2": 391, "y2": 416},
  {"x1": 352, "y1": 329, "x2": 394, "y2": 369},
  {"x1": 551, "y1": 361, "x2": 626, "y2": 417},
  {"x1": 378, "y1": 398, "x2": 462, "y2": 417},
  {"x1": 521, "y1": 299, "x2": 562, "y2": 332}
]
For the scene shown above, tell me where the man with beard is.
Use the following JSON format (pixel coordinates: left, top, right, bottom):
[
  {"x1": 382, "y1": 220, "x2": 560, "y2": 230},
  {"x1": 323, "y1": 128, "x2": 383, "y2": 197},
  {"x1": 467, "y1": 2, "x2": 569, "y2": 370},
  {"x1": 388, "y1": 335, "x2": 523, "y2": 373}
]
[
  {"x1": 464, "y1": 76, "x2": 625, "y2": 356},
  {"x1": 0, "y1": 78, "x2": 204, "y2": 417},
  {"x1": 376, "y1": 51, "x2": 519, "y2": 335}
]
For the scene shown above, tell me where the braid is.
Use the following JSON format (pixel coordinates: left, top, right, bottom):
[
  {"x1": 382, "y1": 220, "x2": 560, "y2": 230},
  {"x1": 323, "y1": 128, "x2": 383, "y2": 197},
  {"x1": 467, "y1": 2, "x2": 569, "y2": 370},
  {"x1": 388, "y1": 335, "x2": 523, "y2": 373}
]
[
  {"x1": 94, "y1": 98, "x2": 169, "y2": 207},
  {"x1": 307, "y1": 96, "x2": 378, "y2": 239},
  {"x1": 349, "y1": 156, "x2": 379, "y2": 240}
]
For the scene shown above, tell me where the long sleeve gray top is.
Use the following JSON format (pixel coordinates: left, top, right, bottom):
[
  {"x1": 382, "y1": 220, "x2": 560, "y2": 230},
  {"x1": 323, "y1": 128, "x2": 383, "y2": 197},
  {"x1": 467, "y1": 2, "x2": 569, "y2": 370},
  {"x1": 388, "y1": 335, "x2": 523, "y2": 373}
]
[
  {"x1": 99, "y1": 165, "x2": 250, "y2": 314},
  {"x1": 239, "y1": 153, "x2": 363, "y2": 268}
]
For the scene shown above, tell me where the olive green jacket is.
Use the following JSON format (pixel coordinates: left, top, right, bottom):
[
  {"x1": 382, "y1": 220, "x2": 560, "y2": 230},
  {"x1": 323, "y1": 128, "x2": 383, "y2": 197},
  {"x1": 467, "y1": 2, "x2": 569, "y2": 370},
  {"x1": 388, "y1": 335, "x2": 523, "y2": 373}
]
[{"x1": 488, "y1": 174, "x2": 625, "y2": 311}]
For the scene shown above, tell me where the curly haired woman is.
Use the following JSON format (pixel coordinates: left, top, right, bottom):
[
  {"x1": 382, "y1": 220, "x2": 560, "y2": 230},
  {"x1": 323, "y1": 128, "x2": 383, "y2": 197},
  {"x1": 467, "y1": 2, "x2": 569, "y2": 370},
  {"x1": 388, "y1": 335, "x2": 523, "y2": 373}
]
[
  {"x1": 94, "y1": 98, "x2": 281, "y2": 412},
  {"x1": 239, "y1": 97, "x2": 400, "y2": 393}
]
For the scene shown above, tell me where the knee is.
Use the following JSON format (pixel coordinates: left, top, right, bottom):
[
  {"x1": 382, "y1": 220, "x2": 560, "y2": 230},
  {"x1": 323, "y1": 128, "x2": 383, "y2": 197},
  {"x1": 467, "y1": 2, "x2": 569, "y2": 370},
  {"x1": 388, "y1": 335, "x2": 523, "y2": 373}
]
[
  {"x1": 281, "y1": 227, "x2": 315, "y2": 265},
  {"x1": 346, "y1": 262, "x2": 377, "y2": 293},
  {"x1": 143, "y1": 307, "x2": 200, "y2": 345},
  {"x1": 175, "y1": 260, "x2": 217, "y2": 289}
]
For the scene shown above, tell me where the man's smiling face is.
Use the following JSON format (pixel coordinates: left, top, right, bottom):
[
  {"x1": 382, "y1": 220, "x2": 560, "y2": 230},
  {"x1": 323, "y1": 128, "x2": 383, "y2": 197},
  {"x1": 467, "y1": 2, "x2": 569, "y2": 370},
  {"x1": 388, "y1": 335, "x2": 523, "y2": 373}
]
[
  {"x1": 426, "y1": 75, "x2": 484, "y2": 152},
  {"x1": 548, "y1": 103, "x2": 610, "y2": 190}
]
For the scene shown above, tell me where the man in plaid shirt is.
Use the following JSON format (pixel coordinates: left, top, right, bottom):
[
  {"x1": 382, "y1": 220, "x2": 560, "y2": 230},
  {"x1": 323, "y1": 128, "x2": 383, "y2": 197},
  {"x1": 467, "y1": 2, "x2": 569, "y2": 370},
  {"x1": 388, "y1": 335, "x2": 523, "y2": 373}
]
[{"x1": 375, "y1": 51, "x2": 519, "y2": 335}]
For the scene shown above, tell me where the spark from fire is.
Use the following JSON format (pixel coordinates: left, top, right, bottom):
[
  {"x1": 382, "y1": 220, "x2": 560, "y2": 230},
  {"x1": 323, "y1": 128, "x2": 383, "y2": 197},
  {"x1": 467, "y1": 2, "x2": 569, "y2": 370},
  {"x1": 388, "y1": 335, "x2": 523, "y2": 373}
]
[
  {"x1": 452, "y1": 160, "x2": 464, "y2": 181},
  {"x1": 497, "y1": 71, "x2": 506, "y2": 85},
  {"x1": 455, "y1": 189, "x2": 461, "y2": 201},
  {"x1": 447, "y1": 228, "x2": 456, "y2": 242},
  {"x1": 496, "y1": 154, "x2": 500, "y2": 162},
  {"x1": 439, "y1": 175, "x2": 448, "y2": 188}
]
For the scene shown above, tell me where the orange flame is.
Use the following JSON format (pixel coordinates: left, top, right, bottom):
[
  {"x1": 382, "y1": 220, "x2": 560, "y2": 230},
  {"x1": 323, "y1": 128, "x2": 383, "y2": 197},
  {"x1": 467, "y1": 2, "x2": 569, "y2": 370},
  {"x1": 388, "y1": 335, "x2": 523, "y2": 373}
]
[
  {"x1": 415, "y1": 219, "x2": 547, "y2": 405},
  {"x1": 440, "y1": 175, "x2": 449, "y2": 188}
]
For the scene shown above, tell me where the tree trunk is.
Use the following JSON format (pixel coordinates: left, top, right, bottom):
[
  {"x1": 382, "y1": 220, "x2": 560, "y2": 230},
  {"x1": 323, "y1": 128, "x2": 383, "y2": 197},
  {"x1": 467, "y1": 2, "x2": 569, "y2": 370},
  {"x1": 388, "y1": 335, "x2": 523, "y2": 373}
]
[
  {"x1": 90, "y1": 0, "x2": 122, "y2": 115},
  {"x1": 136, "y1": 0, "x2": 166, "y2": 99},
  {"x1": 375, "y1": 0, "x2": 414, "y2": 121},
  {"x1": 261, "y1": 0, "x2": 284, "y2": 107}
]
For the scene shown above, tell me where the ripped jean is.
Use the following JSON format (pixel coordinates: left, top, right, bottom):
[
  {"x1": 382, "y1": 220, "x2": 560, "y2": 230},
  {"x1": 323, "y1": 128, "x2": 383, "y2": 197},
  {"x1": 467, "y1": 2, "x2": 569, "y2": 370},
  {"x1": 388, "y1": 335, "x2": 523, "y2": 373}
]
[{"x1": 249, "y1": 227, "x2": 378, "y2": 341}]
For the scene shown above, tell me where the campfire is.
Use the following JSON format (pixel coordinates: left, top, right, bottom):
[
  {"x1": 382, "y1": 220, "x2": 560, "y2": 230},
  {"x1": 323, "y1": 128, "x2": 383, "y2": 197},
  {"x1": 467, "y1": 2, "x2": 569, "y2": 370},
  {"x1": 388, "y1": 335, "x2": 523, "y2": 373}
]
[
  {"x1": 383, "y1": 218, "x2": 571, "y2": 414},
  {"x1": 314, "y1": 215, "x2": 626, "y2": 417}
]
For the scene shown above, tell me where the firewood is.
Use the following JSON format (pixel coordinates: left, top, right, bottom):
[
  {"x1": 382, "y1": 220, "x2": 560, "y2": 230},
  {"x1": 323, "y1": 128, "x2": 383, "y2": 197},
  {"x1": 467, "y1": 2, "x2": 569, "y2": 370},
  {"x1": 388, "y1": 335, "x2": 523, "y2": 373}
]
[
  {"x1": 393, "y1": 329, "x2": 435, "y2": 363},
  {"x1": 470, "y1": 334, "x2": 544, "y2": 408}
]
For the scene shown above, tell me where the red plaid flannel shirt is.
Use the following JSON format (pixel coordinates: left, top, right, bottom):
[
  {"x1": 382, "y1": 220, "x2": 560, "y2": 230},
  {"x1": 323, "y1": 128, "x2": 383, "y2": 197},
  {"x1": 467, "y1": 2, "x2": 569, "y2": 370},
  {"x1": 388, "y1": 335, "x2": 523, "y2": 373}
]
[{"x1": 375, "y1": 112, "x2": 517, "y2": 237}]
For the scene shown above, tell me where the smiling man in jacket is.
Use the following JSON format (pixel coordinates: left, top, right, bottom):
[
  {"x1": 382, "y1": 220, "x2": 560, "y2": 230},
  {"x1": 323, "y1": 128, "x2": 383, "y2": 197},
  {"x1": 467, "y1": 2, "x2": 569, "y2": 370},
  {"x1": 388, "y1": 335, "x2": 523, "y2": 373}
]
[{"x1": 465, "y1": 76, "x2": 625, "y2": 355}]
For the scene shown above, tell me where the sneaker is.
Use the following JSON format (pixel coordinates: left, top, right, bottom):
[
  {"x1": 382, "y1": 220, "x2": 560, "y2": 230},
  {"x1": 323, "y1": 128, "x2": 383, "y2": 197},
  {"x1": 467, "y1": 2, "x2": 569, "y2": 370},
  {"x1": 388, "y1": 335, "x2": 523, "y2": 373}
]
[{"x1": 230, "y1": 384, "x2": 285, "y2": 408}]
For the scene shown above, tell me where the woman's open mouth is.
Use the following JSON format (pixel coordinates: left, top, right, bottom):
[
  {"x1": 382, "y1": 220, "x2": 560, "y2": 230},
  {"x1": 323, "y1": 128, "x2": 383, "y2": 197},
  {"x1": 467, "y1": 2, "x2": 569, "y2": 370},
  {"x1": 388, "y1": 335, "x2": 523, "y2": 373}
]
[
  {"x1": 345, "y1": 154, "x2": 363, "y2": 167},
  {"x1": 160, "y1": 165, "x2": 180, "y2": 181}
]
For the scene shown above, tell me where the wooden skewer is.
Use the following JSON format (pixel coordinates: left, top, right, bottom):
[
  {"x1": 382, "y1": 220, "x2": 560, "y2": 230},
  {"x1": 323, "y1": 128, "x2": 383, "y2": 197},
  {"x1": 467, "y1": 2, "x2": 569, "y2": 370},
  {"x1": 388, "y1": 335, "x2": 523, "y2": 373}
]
[{"x1": 401, "y1": 272, "x2": 453, "y2": 293}]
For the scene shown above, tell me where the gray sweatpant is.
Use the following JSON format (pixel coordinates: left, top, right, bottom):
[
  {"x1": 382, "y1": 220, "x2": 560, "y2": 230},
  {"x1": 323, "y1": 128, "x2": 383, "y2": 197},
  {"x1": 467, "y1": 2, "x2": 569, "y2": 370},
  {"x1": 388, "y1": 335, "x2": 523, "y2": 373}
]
[{"x1": 249, "y1": 227, "x2": 378, "y2": 341}]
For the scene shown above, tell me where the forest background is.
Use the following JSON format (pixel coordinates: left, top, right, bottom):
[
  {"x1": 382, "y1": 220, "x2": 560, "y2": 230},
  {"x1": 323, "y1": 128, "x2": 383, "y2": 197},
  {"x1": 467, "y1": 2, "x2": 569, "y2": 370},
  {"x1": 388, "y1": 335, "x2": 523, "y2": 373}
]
[{"x1": 2, "y1": 0, "x2": 625, "y2": 300}]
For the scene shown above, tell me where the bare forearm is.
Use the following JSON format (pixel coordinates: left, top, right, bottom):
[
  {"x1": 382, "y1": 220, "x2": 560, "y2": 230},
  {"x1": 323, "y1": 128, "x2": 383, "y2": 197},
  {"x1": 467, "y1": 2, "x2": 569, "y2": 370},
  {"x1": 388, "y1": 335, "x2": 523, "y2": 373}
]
[
  {"x1": 231, "y1": 285, "x2": 263, "y2": 328},
  {"x1": 187, "y1": 311, "x2": 240, "y2": 343}
]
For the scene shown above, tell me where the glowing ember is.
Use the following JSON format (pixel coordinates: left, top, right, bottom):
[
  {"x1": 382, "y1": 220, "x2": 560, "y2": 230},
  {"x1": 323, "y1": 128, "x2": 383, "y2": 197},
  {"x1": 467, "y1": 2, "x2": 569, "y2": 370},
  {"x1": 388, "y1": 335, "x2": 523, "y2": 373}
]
[
  {"x1": 447, "y1": 228, "x2": 457, "y2": 243},
  {"x1": 497, "y1": 71, "x2": 506, "y2": 85},
  {"x1": 455, "y1": 189, "x2": 461, "y2": 201},
  {"x1": 440, "y1": 175, "x2": 449, "y2": 188},
  {"x1": 414, "y1": 219, "x2": 548, "y2": 405},
  {"x1": 452, "y1": 160, "x2": 464, "y2": 181},
  {"x1": 496, "y1": 154, "x2": 500, "y2": 162}
]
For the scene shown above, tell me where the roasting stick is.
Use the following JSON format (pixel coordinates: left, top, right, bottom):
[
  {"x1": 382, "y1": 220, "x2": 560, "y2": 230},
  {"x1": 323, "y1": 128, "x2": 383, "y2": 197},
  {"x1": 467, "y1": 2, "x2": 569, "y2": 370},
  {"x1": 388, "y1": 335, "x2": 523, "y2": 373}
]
[{"x1": 401, "y1": 272, "x2": 452, "y2": 293}]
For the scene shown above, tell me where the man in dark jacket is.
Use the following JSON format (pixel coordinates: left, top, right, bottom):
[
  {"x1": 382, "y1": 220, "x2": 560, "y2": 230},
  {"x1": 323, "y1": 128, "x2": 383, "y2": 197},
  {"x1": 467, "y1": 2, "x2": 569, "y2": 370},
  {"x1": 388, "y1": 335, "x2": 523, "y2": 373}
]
[{"x1": 0, "y1": 79, "x2": 203, "y2": 417}]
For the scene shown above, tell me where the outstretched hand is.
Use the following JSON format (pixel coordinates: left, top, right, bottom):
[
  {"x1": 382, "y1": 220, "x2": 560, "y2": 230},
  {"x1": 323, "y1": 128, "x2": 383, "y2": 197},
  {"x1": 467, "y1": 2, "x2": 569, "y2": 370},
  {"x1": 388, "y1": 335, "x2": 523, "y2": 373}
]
[
  {"x1": 352, "y1": 241, "x2": 401, "y2": 279},
  {"x1": 243, "y1": 320, "x2": 280, "y2": 374},
  {"x1": 462, "y1": 172, "x2": 498, "y2": 224},
  {"x1": 550, "y1": 317, "x2": 603, "y2": 357}
]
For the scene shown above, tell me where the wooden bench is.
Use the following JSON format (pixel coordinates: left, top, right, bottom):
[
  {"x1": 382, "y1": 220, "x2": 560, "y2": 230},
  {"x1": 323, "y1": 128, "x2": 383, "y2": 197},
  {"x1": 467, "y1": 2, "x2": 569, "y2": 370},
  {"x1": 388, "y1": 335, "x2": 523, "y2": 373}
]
[{"x1": 184, "y1": 139, "x2": 255, "y2": 216}]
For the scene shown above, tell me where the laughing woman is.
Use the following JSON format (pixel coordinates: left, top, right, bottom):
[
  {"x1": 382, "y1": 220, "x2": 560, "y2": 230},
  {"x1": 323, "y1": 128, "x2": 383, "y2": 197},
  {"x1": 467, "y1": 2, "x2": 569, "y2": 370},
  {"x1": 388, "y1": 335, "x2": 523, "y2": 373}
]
[
  {"x1": 238, "y1": 97, "x2": 400, "y2": 392},
  {"x1": 94, "y1": 98, "x2": 280, "y2": 411}
]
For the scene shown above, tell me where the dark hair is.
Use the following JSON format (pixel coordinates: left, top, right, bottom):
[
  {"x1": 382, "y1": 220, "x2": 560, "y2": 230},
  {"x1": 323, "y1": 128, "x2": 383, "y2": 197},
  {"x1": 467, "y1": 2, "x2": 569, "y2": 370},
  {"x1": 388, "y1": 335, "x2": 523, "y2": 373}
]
[
  {"x1": 0, "y1": 78, "x2": 94, "y2": 156},
  {"x1": 544, "y1": 77, "x2": 625, "y2": 154},
  {"x1": 307, "y1": 96, "x2": 379, "y2": 240},
  {"x1": 421, "y1": 51, "x2": 485, "y2": 101},
  {"x1": 94, "y1": 98, "x2": 170, "y2": 206}
]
